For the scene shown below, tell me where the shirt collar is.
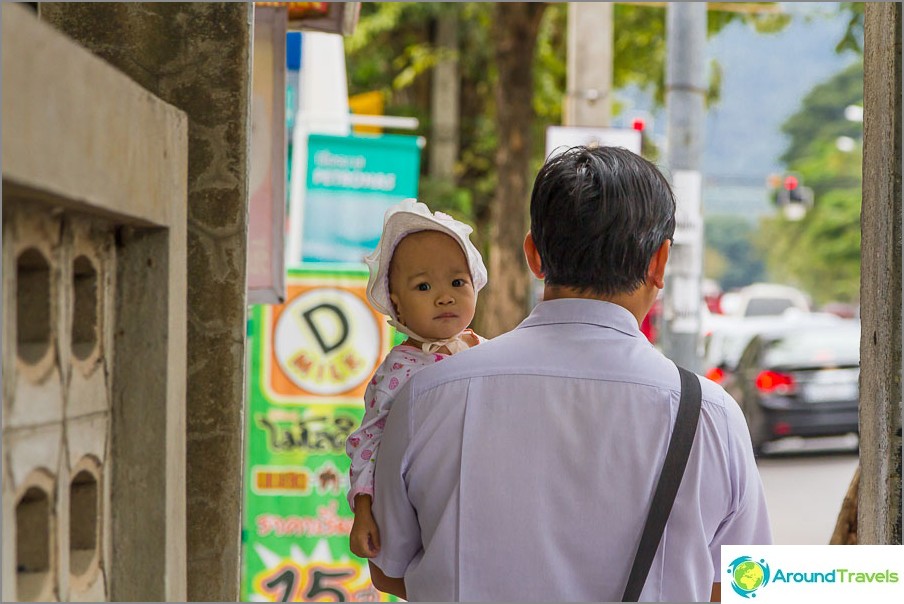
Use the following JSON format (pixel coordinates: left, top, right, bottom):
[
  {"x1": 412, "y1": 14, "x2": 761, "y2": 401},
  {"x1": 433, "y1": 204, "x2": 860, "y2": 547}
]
[{"x1": 517, "y1": 298, "x2": 643, "y2": 339}]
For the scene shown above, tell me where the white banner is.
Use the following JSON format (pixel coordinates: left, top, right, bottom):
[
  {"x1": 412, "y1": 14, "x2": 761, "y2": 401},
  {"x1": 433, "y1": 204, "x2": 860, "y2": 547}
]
[
  {"x1": 722, "y1": 545, "x2": 904, "y2": 603},
  {"x1": 545, "y1": 125, "x2": 641, "y2": 158}
]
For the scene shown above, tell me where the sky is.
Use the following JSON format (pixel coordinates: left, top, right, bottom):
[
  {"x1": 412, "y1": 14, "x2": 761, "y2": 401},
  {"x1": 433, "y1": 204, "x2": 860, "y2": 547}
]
[
  {"x1": 703, "y1": 1, "x2": 857, "y2": 180},
  {"x1": 617, "y1": 2, "x2": 858, "y2": 183}
]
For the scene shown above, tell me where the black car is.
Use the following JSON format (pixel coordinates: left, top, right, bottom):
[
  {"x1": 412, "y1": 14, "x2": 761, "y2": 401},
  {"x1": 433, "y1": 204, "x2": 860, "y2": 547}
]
[{"x1": 729, "y1": 320, "x2": 860, "y2": 455}]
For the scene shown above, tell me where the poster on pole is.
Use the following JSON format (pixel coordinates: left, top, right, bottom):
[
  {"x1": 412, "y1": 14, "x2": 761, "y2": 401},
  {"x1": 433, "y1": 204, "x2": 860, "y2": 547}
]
[
  {"x1": 241, "y1": 265, "x2": 399, "y2": 602},
  {"x1": 247, "y1": 5, "x2": 288, "y2": 304},
  {"x1": 545, "y1": 125, "x2": 641, "y2": 158},
  {"x1": 297, "y1": 133, "x2": 422, "y2": 264}
]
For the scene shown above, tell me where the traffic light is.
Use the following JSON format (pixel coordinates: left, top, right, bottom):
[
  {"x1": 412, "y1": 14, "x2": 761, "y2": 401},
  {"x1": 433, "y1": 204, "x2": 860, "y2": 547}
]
[{"x1": 775, "y1": 174, "x2": 814, "y2": 207}]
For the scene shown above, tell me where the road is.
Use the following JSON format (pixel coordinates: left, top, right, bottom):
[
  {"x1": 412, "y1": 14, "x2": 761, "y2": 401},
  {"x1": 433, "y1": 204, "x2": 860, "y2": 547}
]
[{"x1": 756, "y1": 435, "x2": 860, "y2": 545}]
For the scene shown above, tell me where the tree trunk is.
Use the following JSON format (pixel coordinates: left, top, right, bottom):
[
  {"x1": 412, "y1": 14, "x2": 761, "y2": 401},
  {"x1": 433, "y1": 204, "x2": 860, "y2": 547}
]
[
  {"x1": 830, "y1": 465, "x2": 860, "y2": 545},
  {"x1": 859, "y1": 1, "x2": 902, "y2": 544},
  {"x1": 477, "y1": 2, "x2": 547, "y2": 337}
]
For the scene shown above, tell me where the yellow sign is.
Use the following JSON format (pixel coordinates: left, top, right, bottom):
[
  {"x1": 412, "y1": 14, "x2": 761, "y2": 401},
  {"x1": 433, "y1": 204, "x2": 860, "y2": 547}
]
[{"x1": 349, "y1": 91, "x2": 385, "y2": 134}]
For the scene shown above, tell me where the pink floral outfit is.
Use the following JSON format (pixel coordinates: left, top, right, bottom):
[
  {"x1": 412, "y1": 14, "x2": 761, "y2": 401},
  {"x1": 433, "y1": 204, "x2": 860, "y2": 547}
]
[{"x1": 346, "y1": 345, "x2": 449, "y2": 509}]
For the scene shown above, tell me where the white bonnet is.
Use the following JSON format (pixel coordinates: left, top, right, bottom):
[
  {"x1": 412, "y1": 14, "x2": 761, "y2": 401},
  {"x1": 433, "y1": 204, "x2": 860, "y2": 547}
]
[{"x1": 365, "y1": 198, "x2": 488, "y2": 319}]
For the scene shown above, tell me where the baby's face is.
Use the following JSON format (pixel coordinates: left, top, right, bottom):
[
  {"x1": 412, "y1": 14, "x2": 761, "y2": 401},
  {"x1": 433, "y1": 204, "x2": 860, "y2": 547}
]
[{"x1": 389, "y1": 231, "x2": 476, "y2": 340}]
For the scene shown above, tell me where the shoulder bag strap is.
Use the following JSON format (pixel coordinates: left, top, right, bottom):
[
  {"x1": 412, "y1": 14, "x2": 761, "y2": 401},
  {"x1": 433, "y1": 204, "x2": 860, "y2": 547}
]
[{"x1": 622, "y1": 365, "x2": 702, "y2": 602}]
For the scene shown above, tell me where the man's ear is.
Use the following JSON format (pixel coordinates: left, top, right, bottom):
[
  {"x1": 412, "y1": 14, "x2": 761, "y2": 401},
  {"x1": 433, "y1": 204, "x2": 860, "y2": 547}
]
[
  {"x1": 647, "y1": 239, "x2": 670, "y2": 290},
  {"x1": 523, "y1": 232, "x2": 545, "y2": 279}
]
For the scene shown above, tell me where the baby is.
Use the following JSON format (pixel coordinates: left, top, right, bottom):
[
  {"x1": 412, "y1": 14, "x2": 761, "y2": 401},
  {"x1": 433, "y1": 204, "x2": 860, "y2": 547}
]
[{"x1": 346, "y1": 199, "x2": 487, "y2": 558}]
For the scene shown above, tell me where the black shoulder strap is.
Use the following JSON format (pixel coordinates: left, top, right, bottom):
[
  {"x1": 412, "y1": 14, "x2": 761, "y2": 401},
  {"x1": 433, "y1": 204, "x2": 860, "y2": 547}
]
[{"x1": 622, "y1": 365, "x2": 702, "y2": 602}]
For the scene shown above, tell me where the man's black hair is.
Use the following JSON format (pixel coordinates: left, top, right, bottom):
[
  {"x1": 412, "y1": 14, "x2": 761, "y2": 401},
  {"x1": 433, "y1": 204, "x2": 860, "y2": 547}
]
[{"x1": 529, "y1": 145, "x2": 677, "y2": 296}]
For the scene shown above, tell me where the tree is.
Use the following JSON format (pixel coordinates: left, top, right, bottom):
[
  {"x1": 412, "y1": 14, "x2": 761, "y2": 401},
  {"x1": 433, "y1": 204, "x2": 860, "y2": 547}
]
[
  {"x1": 704, "y1": 216, "x2": 766, "y2": 291},
  {"x1": 758, "y1": 61, "x2": 863, "y2": 304},
  {"x1": 481, "y1": 2, "x2": 548, "y2": 336},
  {"x1": 343, "y1": 3, "x2": 788, "y2": 333}
]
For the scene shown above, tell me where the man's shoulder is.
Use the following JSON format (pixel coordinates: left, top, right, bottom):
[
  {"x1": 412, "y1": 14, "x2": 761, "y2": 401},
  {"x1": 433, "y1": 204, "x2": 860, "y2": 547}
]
[{"x1": 399, "y1": 331, "x2": 517, "y2": 394}]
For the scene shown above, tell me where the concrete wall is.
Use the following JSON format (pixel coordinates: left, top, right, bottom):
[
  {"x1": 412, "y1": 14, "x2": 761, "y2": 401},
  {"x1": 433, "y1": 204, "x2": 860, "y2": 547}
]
[
  {"x1": 2, "y1": 4, "x2": 188, "y2": 600},
  {"x1": 859, "y1": 2, "x2": 902, "y2": 545},
  {"x1": 38, "y1": 3, "x2": 254, "y2": 599}
]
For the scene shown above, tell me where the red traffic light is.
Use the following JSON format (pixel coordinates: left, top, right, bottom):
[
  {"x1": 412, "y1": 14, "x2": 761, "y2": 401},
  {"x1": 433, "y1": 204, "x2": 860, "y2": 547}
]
[
  {"x1": 783, "y1": 175, "x2": 799, "y2": 190},
  {"x1": 631, "y1": 117, "x2": 646, "y2": 132}
]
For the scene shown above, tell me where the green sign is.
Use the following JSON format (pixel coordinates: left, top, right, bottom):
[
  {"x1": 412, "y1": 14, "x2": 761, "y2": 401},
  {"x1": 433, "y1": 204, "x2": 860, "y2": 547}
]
[{"x1": 241, "y1": 265, "x2": 400, "y2": 602}]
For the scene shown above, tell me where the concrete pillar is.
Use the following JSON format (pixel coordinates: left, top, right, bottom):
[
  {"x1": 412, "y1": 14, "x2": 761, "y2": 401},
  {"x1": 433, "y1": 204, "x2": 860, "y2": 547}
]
[
  {"x1": 39, "y1": 3, "x2": 253, "y2": 599},
  {"x1": 859, "y1": 2, "x2": 902, "y2": 545},
  {"x1": 429, "y1": 7, "x2": 460, "y2": 181},
  {"x1": 662, "y1": 2, "x2": 707, "y2": 372},
  {"x1": 565, "y1": 2, "x2": 613, "y2": 127}
]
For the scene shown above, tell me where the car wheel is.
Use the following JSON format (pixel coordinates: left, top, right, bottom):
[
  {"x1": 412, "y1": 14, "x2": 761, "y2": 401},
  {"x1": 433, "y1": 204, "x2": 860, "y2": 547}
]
[
  {"x1": 750, "y1": 437, "x2": 765, "y2": 458},
  {"x1": 743, "y1": 397, "x2": 767, "y2": 457}
]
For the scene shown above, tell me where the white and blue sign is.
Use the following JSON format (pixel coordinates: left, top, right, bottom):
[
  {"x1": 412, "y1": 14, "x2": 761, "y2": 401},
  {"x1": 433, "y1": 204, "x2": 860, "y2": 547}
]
[{"x1": 300, "y1": 133, "x2": 421, "y2": 264}]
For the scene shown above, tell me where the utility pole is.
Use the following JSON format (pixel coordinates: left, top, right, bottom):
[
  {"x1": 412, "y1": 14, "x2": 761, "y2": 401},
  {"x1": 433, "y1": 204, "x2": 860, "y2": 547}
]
[
  {"x1": 661, "y1": 2, "x2": 706, "y2": 371},
  {"x1": 429, "y1": 6, "x2": 460, "y2": 180},
  {"x1": 565, "y1": 2, "x2": 613, "y2": 127}
]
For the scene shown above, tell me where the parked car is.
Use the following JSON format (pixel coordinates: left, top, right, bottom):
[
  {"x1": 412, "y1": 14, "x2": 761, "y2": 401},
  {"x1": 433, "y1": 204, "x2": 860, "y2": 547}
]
[
  {"x1": 701, "y1": 311, "x2": 842, "y2": 390},
  {"x1": 726, "y1": 283, "x2": 811, "y2": 318},
  {"x1": 728, "y1": 320, "x2": 861, "y2": 455}
]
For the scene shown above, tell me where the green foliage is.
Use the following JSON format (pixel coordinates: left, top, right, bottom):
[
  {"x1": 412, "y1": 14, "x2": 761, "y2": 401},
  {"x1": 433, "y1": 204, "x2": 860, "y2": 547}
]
[
  {"x1": 704, "y1": 215, "x2": 766, "y2": 291},
  {"x1": 345, "y1": 3, "x2": 498, "y2": 222},
  {"x1": 533, "y1": 2, "x2": 566, "y2": 125},
  {"x1": 835, "y1": 2, "x2": 865, "y2": 56},
  {"x1": 417, "y1": 176, "x2": 474, "y2": 226},
  {"x1": 758, "y1": 186, "x2": 861, "y2": 303},
  {"x1": 613, "y1": 3, "x2": 788, "y2": 107},
  {"x1": 344, "y1": 3, "x2": 790, "y2": 225},
  {"x1": 343, "y1": 1, "x2": 793, "y2": 281},
  {"x1": 758, "y1": 61, "x2": 863, "y2": 305},
  {"x1": 779, "y1": 62, "x2": 864, "y2": 167}
]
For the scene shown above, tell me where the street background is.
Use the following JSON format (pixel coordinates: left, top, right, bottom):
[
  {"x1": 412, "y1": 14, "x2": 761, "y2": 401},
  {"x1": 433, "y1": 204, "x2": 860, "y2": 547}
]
[{"x1": 758, "y1": 439, "x2": 859, "y2": 544}]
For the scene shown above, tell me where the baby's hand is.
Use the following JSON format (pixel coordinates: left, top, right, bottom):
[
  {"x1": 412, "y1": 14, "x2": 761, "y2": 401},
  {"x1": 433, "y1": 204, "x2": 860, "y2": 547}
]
[{"x1": 350, "y1": 508, "x2": 382, "y2": 558}]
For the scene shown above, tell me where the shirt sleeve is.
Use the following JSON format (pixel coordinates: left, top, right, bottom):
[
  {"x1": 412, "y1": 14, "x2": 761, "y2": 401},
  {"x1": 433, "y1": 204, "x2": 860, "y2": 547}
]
[
  {"x1": 709, "y1": 392, "x2": 774, "y2": 581},
  {"x1": 370, "y1": 380, "x2": 422, "y2": 579}
]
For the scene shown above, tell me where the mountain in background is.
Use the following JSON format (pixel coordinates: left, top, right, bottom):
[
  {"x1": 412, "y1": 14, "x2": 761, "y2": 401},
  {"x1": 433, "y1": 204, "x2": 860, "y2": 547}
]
[
  {"x1": 617, "y1": 2, "x2": 858, "y2": 218},
  {"x1": 704, "y1": 2, "x2": 856, "y2": 180}
]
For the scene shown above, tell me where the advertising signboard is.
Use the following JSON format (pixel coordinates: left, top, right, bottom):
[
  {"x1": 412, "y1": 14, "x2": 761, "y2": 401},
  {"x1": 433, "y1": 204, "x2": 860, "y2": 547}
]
[
  {"x1": 298, "y1": 133, "x2": 421, "y2": 264},
  {"x1": 241, "y1": 265, "x2": 399, "y2": 602},
  {"x1": 545, "y1": 125, "x2": 642, "y2": 158}
]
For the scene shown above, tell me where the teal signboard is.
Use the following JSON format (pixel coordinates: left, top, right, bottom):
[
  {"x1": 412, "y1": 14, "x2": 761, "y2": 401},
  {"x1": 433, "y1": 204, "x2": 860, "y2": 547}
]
[{"x1": 301, "y1": 134, "x2": 421, "y2": 263}]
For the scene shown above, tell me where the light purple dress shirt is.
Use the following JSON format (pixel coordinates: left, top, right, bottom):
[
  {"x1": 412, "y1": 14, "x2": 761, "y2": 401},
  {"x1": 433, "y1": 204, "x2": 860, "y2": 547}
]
[{"x1": 372, "y1": 299, "x2": 772, "y2": 602}]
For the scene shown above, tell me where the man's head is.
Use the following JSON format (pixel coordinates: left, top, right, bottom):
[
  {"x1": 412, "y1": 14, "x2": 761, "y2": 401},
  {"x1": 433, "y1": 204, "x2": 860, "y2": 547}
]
[{"x1": 528, "y1": 146, "x2": 676, "y2": 296}]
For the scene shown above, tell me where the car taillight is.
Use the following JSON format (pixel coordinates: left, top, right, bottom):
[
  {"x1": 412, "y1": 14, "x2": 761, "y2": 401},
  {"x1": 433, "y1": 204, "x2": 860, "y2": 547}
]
[
  {"x1": 705, "y1": 366, "x2": 725, "y2": 384},
  {"x1": 755, "y1": 370, "x2": 796, "y2": 394}
]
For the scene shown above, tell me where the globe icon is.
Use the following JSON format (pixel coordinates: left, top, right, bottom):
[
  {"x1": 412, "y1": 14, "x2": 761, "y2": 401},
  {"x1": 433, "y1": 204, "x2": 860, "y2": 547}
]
[{"x1": 733, "y1": 560, "x2": 765, "y2": 592}]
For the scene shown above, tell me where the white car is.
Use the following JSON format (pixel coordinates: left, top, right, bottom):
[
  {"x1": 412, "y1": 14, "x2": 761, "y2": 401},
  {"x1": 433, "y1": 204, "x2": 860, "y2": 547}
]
[{"x1": 726, "y1": 283, "x2": 811, "y2": 318}]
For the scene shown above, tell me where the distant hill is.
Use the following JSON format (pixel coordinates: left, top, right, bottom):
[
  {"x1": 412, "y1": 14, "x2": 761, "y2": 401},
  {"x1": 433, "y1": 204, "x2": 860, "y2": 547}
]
[
  {"x1": 704, "y1": 3, "x2": 858, "y2": 217},
  {"x1": 704, "y1": 2, "x2": 857, "y2": 180},
  {"x1": 616, "y1": 2, "x2": 858, "y2": 218}
]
